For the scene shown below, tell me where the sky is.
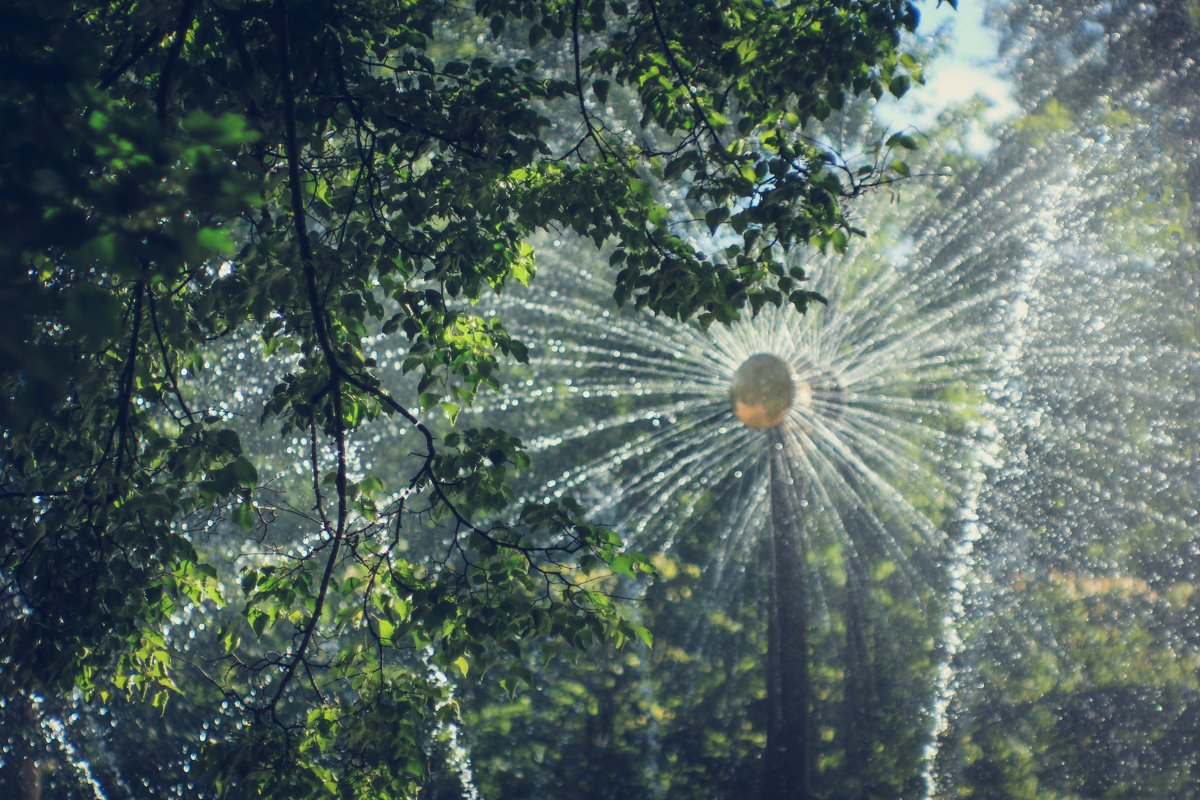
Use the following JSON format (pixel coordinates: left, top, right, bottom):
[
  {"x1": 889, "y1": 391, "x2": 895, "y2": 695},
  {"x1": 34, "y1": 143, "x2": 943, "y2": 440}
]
[{"x1": 878, "y1": 0, "x2": 1020, "y2": 144}]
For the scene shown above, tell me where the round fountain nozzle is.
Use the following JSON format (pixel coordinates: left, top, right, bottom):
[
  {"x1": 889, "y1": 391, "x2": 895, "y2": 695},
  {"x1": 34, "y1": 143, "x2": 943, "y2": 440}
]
[{"x1": 730, "y1": 353, "x2": 794, "y2": 429}]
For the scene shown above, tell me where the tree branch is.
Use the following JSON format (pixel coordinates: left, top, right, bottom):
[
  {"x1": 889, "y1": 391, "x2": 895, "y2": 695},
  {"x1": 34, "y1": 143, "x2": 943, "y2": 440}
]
[
  {"x1": 146, "y1": 290, "x2": 195, "y2": 423},
  {"x1": 268, "y1": 0, "x2": 349, "y2": 711},
  {"x1": 155, "y1": 0, "x2": 197, "y2": 122},
  {"x1": 98, "y1": 27, "x2": 162, "y2": 91},
  {"x1": 112, "y1": 283, "x2": 146, "y2": 479},
  {"x1": 571, "y1": 0, "x2": 609, "y2": 161},
  {"x1": 645, "y1": 0, "x2": 725, "y2": 150}
]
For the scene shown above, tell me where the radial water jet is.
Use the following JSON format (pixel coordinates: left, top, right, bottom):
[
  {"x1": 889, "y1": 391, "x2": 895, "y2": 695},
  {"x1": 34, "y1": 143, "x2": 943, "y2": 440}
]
[{"x1": 474, "y1": 229, "x2": 988, "y2": 797}]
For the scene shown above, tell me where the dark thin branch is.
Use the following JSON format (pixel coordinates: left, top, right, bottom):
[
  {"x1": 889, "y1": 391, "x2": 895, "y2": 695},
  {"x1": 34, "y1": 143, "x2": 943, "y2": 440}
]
[
  {"x1": 303, "y1": 659, "x2": 326, "y2": 702},
  {"x1": 113, "y1": 283, "x2": 146, "y2": 479},
  {"x1": 570, "y1": 0, "x2": 608, "y2": 161},
  {"x1": 146, "y1": 291, "x2": 195, "y2": 424},
  {"x1": 307, "y1": 419, "x2": 331, "y2": 534},
  {"x1": 269, "y1": 430, "x2": 345, "y2": 711},
  {"x1": 267, "y1": 1, "x2": 619, "y2": 710},
  {"x1": 219, "y1": 7, "x2": 267, "y2": 129},
  {"x1": 98, "y1": 27, "x2": 162, "y2": 90},
  {"x1": 155, "y1": 0, "x2": 197, "y2": 122},
  {"x1": 645, "y1": 0, "x2": 725, "y2": 150},
  {"x1": 268, "y1": 0, "x2": 349, "y2": 712},
  {"x1": 348, "y1": 376, "x2": 602, "y2": 589}
]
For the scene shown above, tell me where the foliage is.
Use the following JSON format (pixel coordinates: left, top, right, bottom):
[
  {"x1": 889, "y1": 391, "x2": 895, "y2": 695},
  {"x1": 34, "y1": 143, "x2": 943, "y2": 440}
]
[{"x1": 0, "y1": 0, "x2": 928, "y2": 796}]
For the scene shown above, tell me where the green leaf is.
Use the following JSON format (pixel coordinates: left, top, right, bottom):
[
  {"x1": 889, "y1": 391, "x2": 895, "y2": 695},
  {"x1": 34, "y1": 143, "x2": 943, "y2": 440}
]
[
  {"x1": 196, "y1": 227, "x2": 235, "y2": 256},
  {"x1": 215, "y1": 428, "x2": 242, "y2": 454},
  {"x1": 634, "y1": 624, "x2": 653, "y2": 648},
  {"x1": 229, "y1": 457, "x2": 258, "y2": 487},
  {"x1": 705, "y1": 207, "x2": 730, "y2": 231},
  {"x1": 232, "y1": 502, "x2": 256, "y2": 532},
  {"x1": 831, "y1": 229, "x2": 848, "y2": 253},
  {"x1": 248, "y1": 609, "x2": 267, "y2": 638},
  {"x1": 610, "y1": 553, "x2": 636, "y2": 577},
  {"x1": 664, "y1": 153, "x2": 693, "y2": 181}
]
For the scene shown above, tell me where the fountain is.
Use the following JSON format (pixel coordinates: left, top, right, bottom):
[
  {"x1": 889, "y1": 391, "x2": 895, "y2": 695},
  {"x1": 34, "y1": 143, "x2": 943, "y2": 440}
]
[
  {"x1": 462, "y1": 2, "x2": 1200, "y2": 797},
  {"x1": 728, "y1": 352, "x2": 859, "y2": 798},
  {"x1": 727, "y1": 352, "x2": 808, "y2": 798},
  {"x1": 475, "y1": 200, "x2": 994, "y2": 795}
]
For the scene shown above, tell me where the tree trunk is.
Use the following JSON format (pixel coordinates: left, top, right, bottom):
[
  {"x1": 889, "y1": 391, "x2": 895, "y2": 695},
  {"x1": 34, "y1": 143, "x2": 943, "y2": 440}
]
[
  {"x1": 842, "y1": 547, "x2": 873, "y2": 799},
  {"x1": 763, "y1": 428, "x2": 811, "y2": 800},
  {"x1": 14, "y1": 693, "x2": 43, "y2": 800}
]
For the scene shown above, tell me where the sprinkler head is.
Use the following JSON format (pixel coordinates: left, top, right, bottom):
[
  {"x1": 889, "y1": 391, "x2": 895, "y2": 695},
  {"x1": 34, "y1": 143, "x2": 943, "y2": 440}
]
[{"x1": 730, "y1": 353, "x2": 794, "y2": 429}]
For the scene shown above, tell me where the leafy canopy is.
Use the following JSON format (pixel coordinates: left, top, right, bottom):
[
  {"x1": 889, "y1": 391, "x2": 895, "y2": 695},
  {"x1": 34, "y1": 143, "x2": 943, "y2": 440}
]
[{"x1": 0, "y1": 0, "x2": 927, "y2": 796}]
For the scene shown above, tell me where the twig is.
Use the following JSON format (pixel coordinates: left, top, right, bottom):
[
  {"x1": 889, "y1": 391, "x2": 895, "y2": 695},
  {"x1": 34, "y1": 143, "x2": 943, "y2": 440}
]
[
  {"x1": 155, "y1": 0, "x2": 197, "y2": 122},
  {"x1": 268, "y1": 0, "x2": 350, "y2": 712},
  {"x1": 146, "y1": 291, "x2": 195, "y2": 423},
  {"x1": 112, "y1": 283, "x2": 146, "y2": 479}
]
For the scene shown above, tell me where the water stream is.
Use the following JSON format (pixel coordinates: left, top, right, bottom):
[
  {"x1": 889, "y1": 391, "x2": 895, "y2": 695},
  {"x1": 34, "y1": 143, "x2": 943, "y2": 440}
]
[{"x1": 474, "y1": 1, "x2": 1200, "y2": 795}]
